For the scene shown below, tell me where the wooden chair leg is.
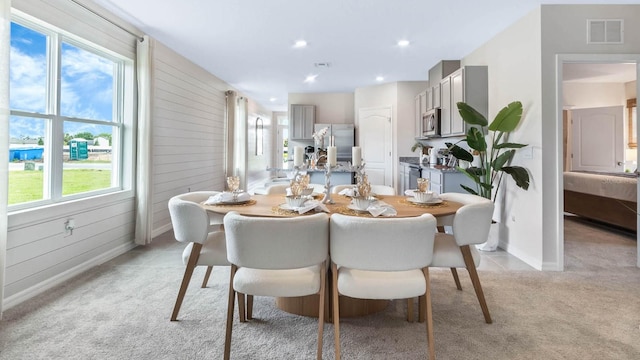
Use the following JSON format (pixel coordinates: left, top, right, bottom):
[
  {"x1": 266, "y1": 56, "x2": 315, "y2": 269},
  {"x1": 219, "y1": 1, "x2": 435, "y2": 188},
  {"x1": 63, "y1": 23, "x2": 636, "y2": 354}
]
[
  {"x1": 418, "y1": 295, "x2": 426, "y2": 323},
  {"x1": 246, "y1": 295, "x2": 254, "y2": 320},
  {"x1": 450, "y1": 268, "x2": 462, "y2": 290},
  {"x1": 423, "y1": 267, "x2": 435, "y2": 360},
  {"x1": 201, "y1": 266, "x2": 213, "y2": 288},
  {"x1": 316, "y1": 262, "x2": 327, "y2": 360},
  {"x1": 407, "y1": 298, "x2": 414, "y2": 322},
  {"x1": 171, "y1": 243, "x2": 202, "y2": 321},
  {"x1": 237, "y1": 292, "x2": 246, "y2": 322},
  {"x1": 224, "y1": 264, "x2": 238, "y2": 360},
  {"x1": 460, "y1": 245, "x2": 492, "y2": 324},
  {"x1": 331, "y1": 262, "x2": 341, "y2": 360}
]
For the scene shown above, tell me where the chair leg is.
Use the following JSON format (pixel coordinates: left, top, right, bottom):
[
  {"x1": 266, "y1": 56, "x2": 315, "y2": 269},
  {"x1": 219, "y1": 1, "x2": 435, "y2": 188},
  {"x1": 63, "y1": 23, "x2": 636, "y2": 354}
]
[
  {"x1": 418, "y1": 295, "x2": 426, "y2": 323},
  {"x1": 407, "y1": 298, "x2": 414, "y2": 322},
  {"x1": 423, "y1": 267, "x2": 435, "y2": 360},
  {"x1": 237, "y1": 292, "x2": 246, "y2": 323},
  {"x1": 246, "y1": 295, "x2": 254, "y2": 320},
  {"x1": 224, "y1": 264, "x2": 238, "y2": 360},
  {"x1": 450, "y1": 268, "x2": 462, "y2": 290},
  {"x1": 331, "y1": 262, "x2": 341, "y2": 360},
  {"x1": 316, "y1": 262, "x2": 327, "y2": 360},
  {"x1": 201, "y1": 266, "x2": 213, "y2": 288},
  {"x1": 171, "y1": 243, "x2": 202, "y2": 321},
  {"x1": 460, "y1": 245, "x2": 492, "y2": 324}
]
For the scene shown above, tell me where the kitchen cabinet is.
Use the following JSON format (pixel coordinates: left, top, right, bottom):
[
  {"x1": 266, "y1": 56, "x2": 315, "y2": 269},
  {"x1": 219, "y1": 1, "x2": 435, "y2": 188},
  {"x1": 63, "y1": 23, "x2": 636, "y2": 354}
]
[
  {"x1": 421, "y1": 167, "x2": 475, "y2": 194},
  {"x1": 290, "y1": 104, "x2": 315, "y2": 140},
  {"x1": 431, "y1": 84, "x2": 440, "y2": 109},
  {"x1": 414, "y1": 90, "x2": 427, "y2": 137},
  {"x1": 399, "y1": 163, "x2": 411, "y2": 194},
  {"x1": 439, "y1": 66, "x2": 488, "y2": 137}
]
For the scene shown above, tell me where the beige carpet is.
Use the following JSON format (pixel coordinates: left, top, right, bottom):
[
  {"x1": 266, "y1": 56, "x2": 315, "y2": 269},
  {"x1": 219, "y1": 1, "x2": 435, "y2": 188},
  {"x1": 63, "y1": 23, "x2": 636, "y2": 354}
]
[{"x1": 0, "y1": 216, "x2": 638, "y2": 359}]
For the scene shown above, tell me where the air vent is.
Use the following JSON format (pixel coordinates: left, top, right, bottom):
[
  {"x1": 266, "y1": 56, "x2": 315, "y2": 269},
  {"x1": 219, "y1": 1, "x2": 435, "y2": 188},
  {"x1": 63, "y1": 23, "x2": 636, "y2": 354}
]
[
  {"x1": 587, "y1": 19, "x2": 623, "y2": 44},
  {"x1": 314, "y1": 62, "x2": 331, "y2": 68}
]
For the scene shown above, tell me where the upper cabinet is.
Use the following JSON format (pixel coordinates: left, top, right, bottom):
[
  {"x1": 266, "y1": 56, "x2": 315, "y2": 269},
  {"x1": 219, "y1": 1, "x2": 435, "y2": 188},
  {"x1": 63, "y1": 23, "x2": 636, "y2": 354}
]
[
  {"x1": 414, "y1": 90, "x2": 427, "y2": 137},
  {"x1": 290, "y1": 104, "x2": 315, "y2": 140},
  {"x1": 439, "y1": 66, "x2": 488, "y2": 137}
]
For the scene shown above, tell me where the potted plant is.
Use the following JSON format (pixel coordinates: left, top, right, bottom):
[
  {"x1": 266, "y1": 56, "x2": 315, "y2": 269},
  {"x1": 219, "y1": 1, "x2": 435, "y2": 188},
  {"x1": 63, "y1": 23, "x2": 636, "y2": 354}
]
[
  {"x1": 447, "y1": 101, "x2": 530, "y2": 200},
  {"x1": 446, "y1": 101, "x2": 531, "y2": 250}
]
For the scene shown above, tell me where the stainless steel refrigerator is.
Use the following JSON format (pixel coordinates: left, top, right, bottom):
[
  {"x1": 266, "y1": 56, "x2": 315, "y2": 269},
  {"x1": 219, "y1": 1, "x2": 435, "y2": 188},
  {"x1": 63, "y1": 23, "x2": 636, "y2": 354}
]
[{"x1": 314, "y1": 124, "x2": 355, "y2": 162}]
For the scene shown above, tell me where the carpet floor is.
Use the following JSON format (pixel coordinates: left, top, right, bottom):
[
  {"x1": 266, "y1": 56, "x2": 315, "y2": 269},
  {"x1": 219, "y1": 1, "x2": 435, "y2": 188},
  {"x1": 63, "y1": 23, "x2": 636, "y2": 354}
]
[{"x1": 0, "y1": 216, "x2": 638, "y2": 359}]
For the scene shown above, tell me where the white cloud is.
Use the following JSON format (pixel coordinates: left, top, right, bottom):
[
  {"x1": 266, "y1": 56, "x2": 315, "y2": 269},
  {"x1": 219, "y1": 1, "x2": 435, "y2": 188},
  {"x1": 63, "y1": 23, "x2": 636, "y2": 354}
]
[{"x1": 9, "y1": 47, "x2": 47, "y2": 112}]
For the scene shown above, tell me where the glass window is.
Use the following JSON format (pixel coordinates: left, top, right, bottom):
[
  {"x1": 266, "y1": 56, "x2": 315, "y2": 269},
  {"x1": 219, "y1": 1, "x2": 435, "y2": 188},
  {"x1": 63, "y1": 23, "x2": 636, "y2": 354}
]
[{"x1": 8, "y1": 16, "x2": 130, "y2": 210}]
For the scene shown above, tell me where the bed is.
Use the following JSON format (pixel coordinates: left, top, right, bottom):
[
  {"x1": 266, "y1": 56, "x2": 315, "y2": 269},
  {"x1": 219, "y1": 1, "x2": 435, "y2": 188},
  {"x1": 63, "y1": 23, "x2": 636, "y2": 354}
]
[{"x1": 563, "y1": 171, "x2": 637, "y2": 231}]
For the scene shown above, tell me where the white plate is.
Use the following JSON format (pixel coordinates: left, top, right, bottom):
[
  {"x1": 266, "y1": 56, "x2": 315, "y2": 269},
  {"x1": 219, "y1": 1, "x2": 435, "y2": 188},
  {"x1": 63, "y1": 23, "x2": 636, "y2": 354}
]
[
  {"x1": 279, "y1": 203, "x2": 304, "y2": 211},
  {"x1": 407, "y1": 197, "x2": 442, "y2": 205},
  {"x1": 347, "y1": 204, "x2": 370, "y2": 213}
]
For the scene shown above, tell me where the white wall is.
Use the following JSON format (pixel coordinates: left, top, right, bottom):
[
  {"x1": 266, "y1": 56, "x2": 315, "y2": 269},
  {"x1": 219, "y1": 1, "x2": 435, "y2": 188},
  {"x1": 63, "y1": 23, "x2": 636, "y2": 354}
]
[
  {"x1": 288, "y1": 92, "x2": 355, "y2": 124},
  {"x1": 463, "y1": 8, "x2": 543, "y2": 268},
  {"x1": 564, "y1": 82, "x2": 627, "y2": 109},
  {"x1": 540, "y1": 4, "x2": 640, "y2": 269}
]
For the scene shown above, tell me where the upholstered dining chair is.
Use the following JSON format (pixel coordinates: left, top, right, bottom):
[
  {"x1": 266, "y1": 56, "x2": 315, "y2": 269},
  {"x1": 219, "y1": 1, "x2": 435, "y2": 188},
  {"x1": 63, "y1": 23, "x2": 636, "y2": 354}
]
[
  {"x1": 264, "y1": 183, "x2": 289, "y2": 195},
  {"x1": 331, "y1": 184, "x2": 396, "y2": 196},
  {"x1": 330, "y1": 213, "x2": 437, "y2": 360},
  {"x1": 167, "y1": 193, "x2": 230, "y2": 321},
  {"x1": 430, "y1": 192, "x2": 494, "y2": 324},
  {"x1": 171, "y1": 191, "x2": 226, "y2": 288},
  {"x1": 223, "y1": 211, "x2": 329, "y2": 360}
]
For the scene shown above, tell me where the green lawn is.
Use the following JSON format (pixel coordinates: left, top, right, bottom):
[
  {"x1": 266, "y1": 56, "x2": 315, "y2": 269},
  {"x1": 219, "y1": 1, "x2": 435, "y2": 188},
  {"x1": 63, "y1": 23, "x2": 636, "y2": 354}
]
[{"x1": 8, "y1": 169, "x2": 112, "y2": 205}]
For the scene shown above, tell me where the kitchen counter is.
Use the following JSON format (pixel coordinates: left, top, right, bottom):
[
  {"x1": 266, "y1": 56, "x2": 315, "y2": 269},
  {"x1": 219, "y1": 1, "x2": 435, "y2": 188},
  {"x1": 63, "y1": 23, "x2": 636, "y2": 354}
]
[{"x1": 399, "y1": 157, "x2": 460, "y2": 173}]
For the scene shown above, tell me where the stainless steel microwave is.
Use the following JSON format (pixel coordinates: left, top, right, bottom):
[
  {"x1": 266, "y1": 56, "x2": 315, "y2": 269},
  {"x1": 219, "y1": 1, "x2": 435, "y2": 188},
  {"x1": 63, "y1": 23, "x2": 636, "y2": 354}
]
[{"x1": 422, "y1": 108, "x2": 440, "y2": 137}]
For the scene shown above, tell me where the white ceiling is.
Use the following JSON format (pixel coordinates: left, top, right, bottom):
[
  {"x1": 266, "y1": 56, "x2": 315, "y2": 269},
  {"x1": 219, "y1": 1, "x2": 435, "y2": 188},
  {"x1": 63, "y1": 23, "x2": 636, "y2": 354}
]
[{"x1": 92, "y1": 0, "x2": 639, "y2": 111}]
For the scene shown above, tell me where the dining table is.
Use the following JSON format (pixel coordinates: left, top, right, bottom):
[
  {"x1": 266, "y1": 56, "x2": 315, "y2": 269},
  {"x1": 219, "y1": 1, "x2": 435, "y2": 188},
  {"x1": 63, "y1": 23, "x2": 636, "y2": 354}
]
[{"x1": 201, "y1": 192, "x2": 462, "y2": 320}]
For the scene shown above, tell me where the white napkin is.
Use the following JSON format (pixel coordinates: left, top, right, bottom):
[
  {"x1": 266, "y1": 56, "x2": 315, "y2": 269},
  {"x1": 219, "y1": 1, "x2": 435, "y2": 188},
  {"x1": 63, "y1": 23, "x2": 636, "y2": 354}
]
[
  {"x1": 294, "y1": 200, "x2": 330, "y2": 215},
  {"x1": 366, "y1": 200, "x2": 397, "y2": 217},
  {"x1": 404, "y1": 189, "x2": 416, "y2": 196},
  {"x1": 404, "y1": 189, "x2": 441, "y2": 199},
  {"x1": 338, "y1": 187, "x2": 356, "y2": 197},
  {"x1": 204, "y1": 192, "x2": 251, "y2": 204}
]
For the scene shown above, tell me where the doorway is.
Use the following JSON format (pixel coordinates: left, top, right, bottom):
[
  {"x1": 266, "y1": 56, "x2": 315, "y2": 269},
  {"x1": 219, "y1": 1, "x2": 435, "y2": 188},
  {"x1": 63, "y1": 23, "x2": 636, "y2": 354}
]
[{"x1": 558, "y1": 56, "x2": 639, "y2": 270}]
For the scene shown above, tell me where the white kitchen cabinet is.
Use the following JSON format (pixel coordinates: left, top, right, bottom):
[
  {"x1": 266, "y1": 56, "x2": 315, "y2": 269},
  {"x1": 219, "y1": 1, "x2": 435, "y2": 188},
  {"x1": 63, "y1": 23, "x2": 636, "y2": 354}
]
[
  {"x1": 439, "y1": 66, "x2": 488, "y2": 137},
  {"x1": 398, "y1": 163, "x2": 411, "y2": 194},
  {"x1": 431, "y1": 84, "x2": 440, "y2": 109},
  {"x1": 290, "y1": 104, "x2": 315, "y2": 140}
]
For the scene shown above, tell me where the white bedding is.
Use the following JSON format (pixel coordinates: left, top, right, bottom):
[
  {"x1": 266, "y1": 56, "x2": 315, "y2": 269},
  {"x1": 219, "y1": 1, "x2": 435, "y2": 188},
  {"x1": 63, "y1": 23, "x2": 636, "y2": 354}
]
[{"x1": 563, "y1": 171, "x2": 636, "y2": 202}]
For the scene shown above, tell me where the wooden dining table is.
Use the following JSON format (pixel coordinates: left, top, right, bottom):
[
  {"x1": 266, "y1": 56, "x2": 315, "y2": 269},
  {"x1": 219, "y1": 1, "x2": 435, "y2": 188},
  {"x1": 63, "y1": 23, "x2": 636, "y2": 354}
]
[{"x1": 201, "y1": 193, "x2": 462, "y2": 320}]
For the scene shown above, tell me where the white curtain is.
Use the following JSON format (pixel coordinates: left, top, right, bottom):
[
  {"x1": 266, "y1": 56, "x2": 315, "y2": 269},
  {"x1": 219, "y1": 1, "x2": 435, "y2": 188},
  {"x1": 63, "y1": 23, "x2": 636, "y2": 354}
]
[
  {"x1": 134, "y1": 35, "x2": 153, "y2": 245},
  {"x1": 0, "y1": 0, "x2": 11, "y2": 318}
]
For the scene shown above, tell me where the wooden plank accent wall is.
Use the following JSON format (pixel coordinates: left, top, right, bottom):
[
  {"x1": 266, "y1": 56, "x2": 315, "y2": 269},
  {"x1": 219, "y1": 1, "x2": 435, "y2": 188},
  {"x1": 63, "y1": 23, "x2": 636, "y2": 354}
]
[{"x1": 150, "y1": 42, "x2": 227, "y2": 235}]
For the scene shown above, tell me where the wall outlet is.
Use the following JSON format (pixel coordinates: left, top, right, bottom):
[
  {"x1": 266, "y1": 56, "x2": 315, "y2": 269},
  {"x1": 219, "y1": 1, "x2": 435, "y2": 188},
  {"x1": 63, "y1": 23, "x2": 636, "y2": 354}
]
[{"x1": 64, "y1": 219, "x2": 75, "y2": 237}]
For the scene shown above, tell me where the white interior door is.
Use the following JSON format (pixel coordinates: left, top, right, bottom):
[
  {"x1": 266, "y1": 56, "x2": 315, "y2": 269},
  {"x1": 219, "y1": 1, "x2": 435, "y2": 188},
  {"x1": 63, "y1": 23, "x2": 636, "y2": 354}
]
[
  {"x1": 571, "y1": 105, "x2": 624, "y2": 172},
  {"x1": 358, "y1": 106, "x2": 392, "y2": 186}
]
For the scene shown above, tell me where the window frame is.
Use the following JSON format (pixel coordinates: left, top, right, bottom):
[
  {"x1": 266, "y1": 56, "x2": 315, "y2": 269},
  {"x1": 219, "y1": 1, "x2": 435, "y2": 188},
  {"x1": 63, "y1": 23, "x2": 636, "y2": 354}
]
[{"x1": 8, "y1": 12, "x2": 134, "y2": 212}]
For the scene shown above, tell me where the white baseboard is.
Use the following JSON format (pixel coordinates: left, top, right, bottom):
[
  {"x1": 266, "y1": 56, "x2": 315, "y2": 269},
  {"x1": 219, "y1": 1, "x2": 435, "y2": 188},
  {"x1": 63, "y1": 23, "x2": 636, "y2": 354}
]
[
  {"x1": 152, "y1": 223, "x2": 172, "y2": 239},
  {"x1": 2, "y1": 241, "x2": 137, "y2": 311}
]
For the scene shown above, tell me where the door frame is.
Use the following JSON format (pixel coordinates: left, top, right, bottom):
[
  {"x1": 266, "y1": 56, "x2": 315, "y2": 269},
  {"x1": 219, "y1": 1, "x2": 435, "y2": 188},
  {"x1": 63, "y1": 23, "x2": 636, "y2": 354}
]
[{"x1": 556, "y1": 54, "x2": 640, "y2": 270}]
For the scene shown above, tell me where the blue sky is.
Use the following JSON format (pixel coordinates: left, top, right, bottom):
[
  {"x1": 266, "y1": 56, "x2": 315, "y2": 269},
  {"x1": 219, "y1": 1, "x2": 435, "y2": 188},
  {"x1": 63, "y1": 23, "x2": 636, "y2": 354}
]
[{"x1": 10, "y1": 22, "x2": 115, "y2": 140}]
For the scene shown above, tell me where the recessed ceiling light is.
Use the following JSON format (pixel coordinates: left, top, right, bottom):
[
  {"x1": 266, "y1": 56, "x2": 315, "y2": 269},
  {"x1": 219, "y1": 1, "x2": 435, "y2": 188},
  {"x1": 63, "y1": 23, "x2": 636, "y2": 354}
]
[
  {"x1": 269, "y1": 97, "x2": 277, "y2": 102},
  {"x1": 376, "y1": 76, "x2": 384, "y2": 82},
  {"x1": 397, "y1": 40, "x2": 410, "y2": 47},
  {"x1": 294, "y1": 40, "x2": 307, "y2": 48},
  {"x1": 304, "y1": 74, "x2": 317, "y2": 83}
]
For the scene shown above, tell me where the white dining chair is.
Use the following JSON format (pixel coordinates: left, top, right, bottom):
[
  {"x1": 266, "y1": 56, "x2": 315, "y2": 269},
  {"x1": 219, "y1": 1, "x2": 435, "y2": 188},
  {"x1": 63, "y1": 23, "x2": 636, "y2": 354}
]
[
  {"x1": 330, "y1": 213, "x2": 437, "y2": 360},
  {"x1": 223, "y1": 211, "x2": 329, "y2": 360},
  {"x1": 430, "y1": 192, "x2": 494, "y2": 324},
  {"x1": 264, "y1": 183, "x2": 289, "y2": 195},
  {"x1": 170, "y1": 191, "x2": 226, "y2": 287},
  {"x1": 331, "y1": 184, "x2": 354, "y2": 194},
  {"x1": 167, "y1": 193, "x2": 230, "y2": 321},
  {"x1": 331, "y1": 184, "x2": 396, "y2": 196}
]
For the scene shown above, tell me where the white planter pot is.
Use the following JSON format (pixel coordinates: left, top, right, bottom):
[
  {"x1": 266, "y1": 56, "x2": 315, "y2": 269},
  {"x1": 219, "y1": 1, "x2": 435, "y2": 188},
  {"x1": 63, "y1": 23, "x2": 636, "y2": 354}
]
[{"x1": 476, "y1": 222, "x2": 500, "y2": 252}]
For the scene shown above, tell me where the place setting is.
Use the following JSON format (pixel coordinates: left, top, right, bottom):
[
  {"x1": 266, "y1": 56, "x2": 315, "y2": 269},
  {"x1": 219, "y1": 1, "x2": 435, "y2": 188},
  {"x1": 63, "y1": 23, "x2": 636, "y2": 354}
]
[
  {"x1": 204, "y1": 176, "x2": 255, "y2": 206},
  {"x1": 275, "y1": 174, "x2": 329, "y2": 215},
  {"x1": 337, "y1": 174, "x2": 397, "y2": 217},
  {"x1": 402, "y1": 177, "x2": 444, "y2": 207}
]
